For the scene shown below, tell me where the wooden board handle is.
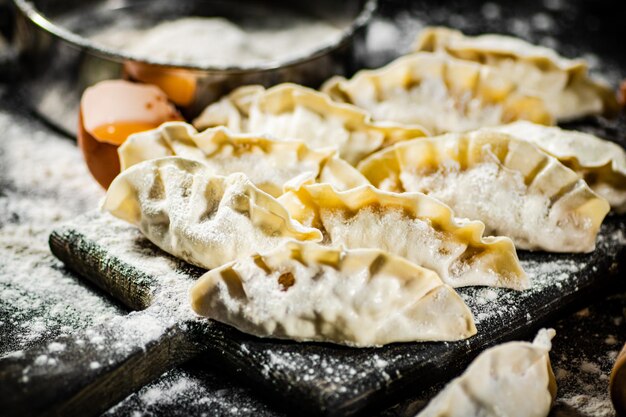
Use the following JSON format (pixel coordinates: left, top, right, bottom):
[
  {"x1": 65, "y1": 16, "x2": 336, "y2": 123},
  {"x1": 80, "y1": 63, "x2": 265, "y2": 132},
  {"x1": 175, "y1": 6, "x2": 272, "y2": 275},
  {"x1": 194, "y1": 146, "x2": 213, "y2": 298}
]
[
  {"x1": 49, "y1": 228, "x2": 156, "y2": 312},
  {"x1": 0, "y1": 317, "x2": 197, "y2": 417}
]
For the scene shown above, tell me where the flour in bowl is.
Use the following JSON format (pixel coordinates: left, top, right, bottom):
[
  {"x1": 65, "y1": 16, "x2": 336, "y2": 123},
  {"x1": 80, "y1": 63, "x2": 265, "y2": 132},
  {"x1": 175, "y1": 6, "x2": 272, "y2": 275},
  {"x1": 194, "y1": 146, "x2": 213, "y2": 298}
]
[{"x1": 89, "y1": 16, "x2": 343, "y2": 67}]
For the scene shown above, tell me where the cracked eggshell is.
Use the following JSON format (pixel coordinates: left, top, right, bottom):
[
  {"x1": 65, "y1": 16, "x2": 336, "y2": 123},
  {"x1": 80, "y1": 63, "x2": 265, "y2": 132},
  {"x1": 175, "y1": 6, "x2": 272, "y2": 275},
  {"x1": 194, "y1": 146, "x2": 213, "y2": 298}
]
[{"x1": 77, "y1": 80, "x2": 182, "y2": 188}]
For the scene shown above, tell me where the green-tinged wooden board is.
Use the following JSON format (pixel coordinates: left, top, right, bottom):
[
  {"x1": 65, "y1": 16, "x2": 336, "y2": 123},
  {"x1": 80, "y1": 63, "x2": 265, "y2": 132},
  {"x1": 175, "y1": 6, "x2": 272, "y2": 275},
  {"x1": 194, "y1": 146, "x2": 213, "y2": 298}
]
[{"x1": 0, "y1": 207, "x2": 624, "y2": 417}]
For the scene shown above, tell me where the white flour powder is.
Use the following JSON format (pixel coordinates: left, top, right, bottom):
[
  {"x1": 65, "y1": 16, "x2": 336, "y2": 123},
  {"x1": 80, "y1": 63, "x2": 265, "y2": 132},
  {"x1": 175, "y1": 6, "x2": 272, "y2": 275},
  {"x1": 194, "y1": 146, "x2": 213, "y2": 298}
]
[{"x1": 90, "y1": 16, "x2": 342, "y2": 67}]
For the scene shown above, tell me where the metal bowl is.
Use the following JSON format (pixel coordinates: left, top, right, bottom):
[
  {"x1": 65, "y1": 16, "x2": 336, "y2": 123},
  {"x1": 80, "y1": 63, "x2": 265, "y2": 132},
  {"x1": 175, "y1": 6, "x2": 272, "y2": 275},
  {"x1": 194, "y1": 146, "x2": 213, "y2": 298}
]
[{"x1": 11, "y1": 0, "x2": 377, "y2": 135}]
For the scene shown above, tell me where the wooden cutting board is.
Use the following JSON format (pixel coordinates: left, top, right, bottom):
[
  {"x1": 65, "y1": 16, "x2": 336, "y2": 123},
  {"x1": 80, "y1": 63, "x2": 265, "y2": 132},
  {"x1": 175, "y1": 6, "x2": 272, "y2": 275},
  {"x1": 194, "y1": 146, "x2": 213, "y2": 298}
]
[{"x1": 1, "y1": 208, "x2": 624, "y2": 417}]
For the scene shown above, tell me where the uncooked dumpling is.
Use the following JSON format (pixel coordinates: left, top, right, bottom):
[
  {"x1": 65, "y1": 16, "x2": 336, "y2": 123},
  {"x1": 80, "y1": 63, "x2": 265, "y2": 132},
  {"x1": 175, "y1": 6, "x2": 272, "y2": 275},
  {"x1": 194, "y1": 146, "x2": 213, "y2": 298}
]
[
  {"x1": 190, "y1": 241, "x2": 477, "y2": 346},
  {"x1": 487, "y1": 121, "x2": 626, "y2": 213},
  {"x1": 118, "y1": 122, "x2": 369, "y2": 197},
  {"x1": 192, "y1": 83, "x2": 428, "y2": 165},
  {"x1": 417, "y1": 329, "x2": 556, "y2": 417},
  {"x1": 102, "y1": 157, "x2": 322, "y2": 270},
  {"x1": 322, "y1": 52, "x2": 553, "y2": 134},
  {"x1": 278, "y1": 183, "x2": 527, "y2": 289},
  {"x1": 414, "y1": 27, "x2": 618, "y2": 120},
  {"x1": 358, "y1": 131, "x2": 610, "y2": 252}
]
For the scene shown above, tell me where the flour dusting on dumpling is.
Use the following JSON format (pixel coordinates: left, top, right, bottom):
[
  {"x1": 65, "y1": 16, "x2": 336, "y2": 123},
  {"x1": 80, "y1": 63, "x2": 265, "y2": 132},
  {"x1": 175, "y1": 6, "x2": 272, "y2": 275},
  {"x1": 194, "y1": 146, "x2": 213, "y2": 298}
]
[
  {"x1": 322, "y1": 52, "x2": 553, "y2": 134},
  {"x1": 193, "y1": 83, "x2": 428, "y2": 165},
  {"x1": 191, "y1": 241, "x2": 476, "y2": 346},
  {"x1": 119, "y1": 122, "x2": 368, "y2": 197},
  {"x1": 279, "y1": 183, "x2": 527, "y2": 289},
  {"x1": 358, "y1": 131, "x2": 610, "y2": 252},
  {"x1": 417, "y1": 329, "x2": 556, "y2": 417},
  {"x1": 414, "y1": 26, "x2": 618, "y2": 121},
  {"x1": 102, "y1": 157, "x2": 322, "y2": 270}
]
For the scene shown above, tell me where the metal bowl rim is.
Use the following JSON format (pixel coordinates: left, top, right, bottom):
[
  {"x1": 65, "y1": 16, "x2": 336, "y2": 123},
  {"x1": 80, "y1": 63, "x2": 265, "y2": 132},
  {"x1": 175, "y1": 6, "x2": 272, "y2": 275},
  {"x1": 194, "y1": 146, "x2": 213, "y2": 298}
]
[{"x1": 12, "y1": 0, "x2": 378, "y2": 73}]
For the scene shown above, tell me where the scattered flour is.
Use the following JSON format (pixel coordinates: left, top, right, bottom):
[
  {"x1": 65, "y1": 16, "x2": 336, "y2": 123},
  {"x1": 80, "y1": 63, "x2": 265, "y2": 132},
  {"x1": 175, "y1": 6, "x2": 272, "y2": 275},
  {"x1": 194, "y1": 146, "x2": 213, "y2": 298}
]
[
  {"x1": 47, "y1": 342, "x2": 65, "y2": 353},
  {"x1": 364, "y1": 12, "x2": 425, "y2": 68},
  {"x1": 0, "y1": 109, "x2": 124, "y2": 356},
  {"x1": 103, "y1": 367, "x2": 282, "y2": 417},
  {"x1": 531, "y1": 12, "x2": 555, "y2": 32},
  {"x1": 0, "y1": 105, "x2": 205, "y2": 383},
  {"x1": 560, "y1": 395, "x2": 614, "y2": 417},
  {"x1": 543, "y1": 0, "x2": 565, "y2": 11},
  {"x1": 481, "y1": 3, "x2": 501, "y2": 20},
  {"x1": 259, "y1": 349, "x2": 393, "y2": 390},
  {"x1": 580, "y1": 361, "x2": 602, "y2": 374}
]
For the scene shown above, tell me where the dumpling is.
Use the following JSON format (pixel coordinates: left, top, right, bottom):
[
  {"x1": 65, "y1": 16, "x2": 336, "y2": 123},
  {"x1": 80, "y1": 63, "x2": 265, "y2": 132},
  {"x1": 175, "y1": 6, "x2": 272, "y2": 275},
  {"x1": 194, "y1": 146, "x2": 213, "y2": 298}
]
[
  {"x1": 102, "y1": 157, "x2": 322, "y2": 270},
  {"x1": 417, "y1": 329, "x2": 556, "y2": 417},
  {"x1": 486, "y1": 121, "x2": 626, "y2": 213},
  {"x1": 414, "y1": 27, "x2": 618, "y2": 121},
  {"x1": 321, "y1": 52, "x2": 553, "y2": 135},
  {"x1": 358, "y1": 131, "x2": 610, "y2": 252},
  {"x1": 192, "y1": 83, "x2": 428, "y2": 165},
  {"x1": 118, "y1": 121, "x2": 369, "y2": 197},
  {"x1": 190, "y1": 241, "x2": 477, "y2": 346},
  {"x1": 278, "y1": 183, "x2": 527, "y2": 289}
]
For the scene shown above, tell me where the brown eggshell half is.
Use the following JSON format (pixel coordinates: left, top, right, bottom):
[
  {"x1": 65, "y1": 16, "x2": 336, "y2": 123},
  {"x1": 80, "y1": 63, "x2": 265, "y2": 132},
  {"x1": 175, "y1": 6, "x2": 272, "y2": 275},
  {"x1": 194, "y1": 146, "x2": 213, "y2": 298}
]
[
  {"x1": 77, "y1": 80, "x2": 182, "y2": 189},
  {"x1": 77, "y1": 111, "x2": 121, "y2": 189}
]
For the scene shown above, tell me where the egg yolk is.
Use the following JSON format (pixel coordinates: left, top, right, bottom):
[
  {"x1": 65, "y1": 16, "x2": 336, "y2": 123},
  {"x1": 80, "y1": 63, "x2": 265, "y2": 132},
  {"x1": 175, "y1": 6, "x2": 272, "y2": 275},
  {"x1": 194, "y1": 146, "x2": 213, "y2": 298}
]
[
  {"x1": 90, "y1": 122, "x2": 163, "y2": 146},
  {"x1": 124, "y1": 62, "x2": 197, "y2": 106},
  {"x1": 78, "y1": 79, "x2": 183, "y2": 189}
]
